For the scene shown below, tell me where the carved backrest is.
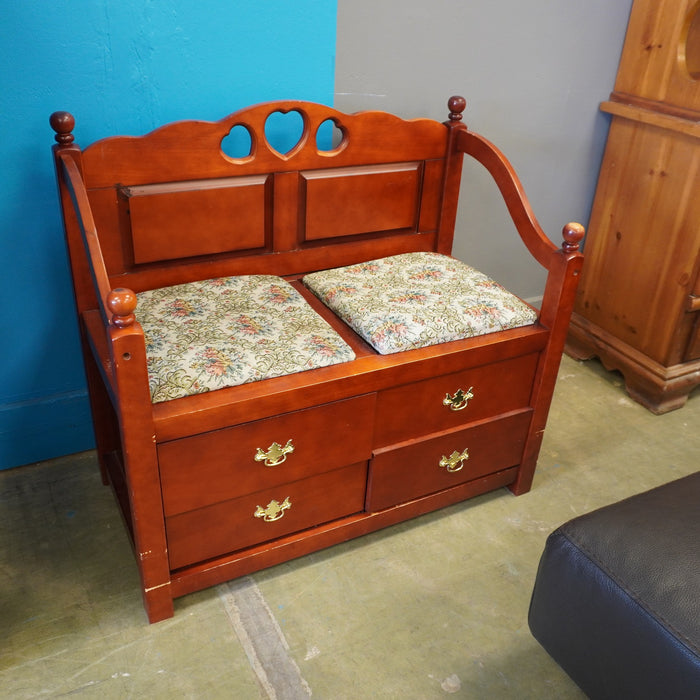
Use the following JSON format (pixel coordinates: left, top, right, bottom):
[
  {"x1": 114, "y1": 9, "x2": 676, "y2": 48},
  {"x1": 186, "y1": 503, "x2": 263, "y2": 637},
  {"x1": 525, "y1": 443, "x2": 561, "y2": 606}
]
[{"x1": 53, "y1": 99, "x2": 467, "y2": 302}]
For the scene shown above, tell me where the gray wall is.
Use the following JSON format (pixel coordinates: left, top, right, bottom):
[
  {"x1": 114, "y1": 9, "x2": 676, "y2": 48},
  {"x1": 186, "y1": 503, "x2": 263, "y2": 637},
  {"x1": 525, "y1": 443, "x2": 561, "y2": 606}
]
[{"x1": 335, "y1": 1, "x2": 634, "y2": 301}]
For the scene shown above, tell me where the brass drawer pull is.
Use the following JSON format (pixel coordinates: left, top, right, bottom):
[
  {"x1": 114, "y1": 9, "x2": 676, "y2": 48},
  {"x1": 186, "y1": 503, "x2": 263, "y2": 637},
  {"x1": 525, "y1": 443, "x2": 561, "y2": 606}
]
[
  {"x1": 254, "y1": 439, "x2": 295, "y2": 467},
  {"x1": 443, "y1": 387, "x2": 474, "y2": 411},
  {"x1": 254, "y1": 497, "x2": 291, "y2": 522},
  {"x1": 439, "y1": 448, "x2": 470, "y2": 473}
]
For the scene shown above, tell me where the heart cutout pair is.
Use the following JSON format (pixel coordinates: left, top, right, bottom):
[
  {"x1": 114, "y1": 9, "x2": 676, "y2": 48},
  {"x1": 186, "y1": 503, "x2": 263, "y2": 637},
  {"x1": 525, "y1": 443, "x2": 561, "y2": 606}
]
[
  {"x1": 221, "y1": 110, "x2": 346, "y2": 160},
  {"x1": 221, "y1": 109, "x2": 305, "y2": 159}
]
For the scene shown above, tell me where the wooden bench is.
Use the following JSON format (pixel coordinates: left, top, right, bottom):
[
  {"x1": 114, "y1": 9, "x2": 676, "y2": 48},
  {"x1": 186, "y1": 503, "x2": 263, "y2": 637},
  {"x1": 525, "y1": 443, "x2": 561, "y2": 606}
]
[{"x1": 50, "y1": 96, "x2": 584, "y2": 622}]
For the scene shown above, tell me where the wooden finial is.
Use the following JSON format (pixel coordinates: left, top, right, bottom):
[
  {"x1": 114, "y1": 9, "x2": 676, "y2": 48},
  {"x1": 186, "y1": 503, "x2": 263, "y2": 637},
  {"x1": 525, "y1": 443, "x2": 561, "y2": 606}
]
[
  {"x1": 562, "y1": 222, "x2": 585, "y2": 253},
  {"x1": 107, "y1": 288, "x2": 137, "y2": 328},
  {"x1": 50, "y1": 111, "x2": 75, "y2": 146},
  {"x1": 447, "y1": 96, "x2": 467, "y2": 122}
]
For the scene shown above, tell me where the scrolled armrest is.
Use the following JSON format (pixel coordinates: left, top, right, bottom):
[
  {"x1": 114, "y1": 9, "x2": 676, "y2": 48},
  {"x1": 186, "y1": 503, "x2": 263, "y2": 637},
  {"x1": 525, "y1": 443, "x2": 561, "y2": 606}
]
[
  {"x1": 456, "y1": 129, "x2": 578, "y2": 269},
  {"x1": 55, "y1": 151, "x2": 115, "y2": 323}
]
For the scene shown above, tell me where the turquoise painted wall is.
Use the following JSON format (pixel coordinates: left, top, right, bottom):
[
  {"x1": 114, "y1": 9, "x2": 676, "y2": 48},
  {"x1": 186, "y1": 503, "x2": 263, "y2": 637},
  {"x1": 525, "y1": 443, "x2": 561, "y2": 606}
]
[{"x1": 0, "y1": 1, "x2": 337, "y2": 469}]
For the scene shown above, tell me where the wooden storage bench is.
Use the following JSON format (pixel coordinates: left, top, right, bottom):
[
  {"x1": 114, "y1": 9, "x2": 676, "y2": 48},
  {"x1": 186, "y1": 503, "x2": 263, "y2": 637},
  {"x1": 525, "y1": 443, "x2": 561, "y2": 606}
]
[{"x1": 50, "y1": 96, "x2": 584, "y2": 622}]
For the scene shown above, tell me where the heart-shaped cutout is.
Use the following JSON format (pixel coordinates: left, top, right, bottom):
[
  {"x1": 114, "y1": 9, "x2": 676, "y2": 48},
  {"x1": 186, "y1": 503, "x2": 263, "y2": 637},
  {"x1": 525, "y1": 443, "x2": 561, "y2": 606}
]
[
  {"x1": 221, "y1": 123, "x2": 253, "y2": 160},
  {"x1": 264, "y1": 109, "x2": 305, "y2": 157},
  {"x1": 316, "y1": 118, "x2": 346, "y2": 154}
]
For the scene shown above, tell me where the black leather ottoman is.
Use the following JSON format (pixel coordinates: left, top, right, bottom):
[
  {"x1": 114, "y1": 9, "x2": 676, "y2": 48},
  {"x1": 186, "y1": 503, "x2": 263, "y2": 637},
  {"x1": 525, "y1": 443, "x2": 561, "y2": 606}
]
[{"x1": 528, "y1": 472, "x2": 700, "y2": 699}]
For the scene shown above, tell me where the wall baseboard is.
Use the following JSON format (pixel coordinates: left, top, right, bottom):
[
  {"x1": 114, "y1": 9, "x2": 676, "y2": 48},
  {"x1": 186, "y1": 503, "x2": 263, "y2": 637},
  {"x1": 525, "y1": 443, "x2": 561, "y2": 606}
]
[{"x1": 0, "y1": 391, "x2": 94, "y2": 470}]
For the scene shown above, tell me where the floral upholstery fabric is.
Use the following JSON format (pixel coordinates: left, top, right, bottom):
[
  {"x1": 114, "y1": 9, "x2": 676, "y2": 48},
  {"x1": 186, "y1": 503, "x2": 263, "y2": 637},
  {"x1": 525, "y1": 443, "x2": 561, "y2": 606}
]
[
  {"x1": 135, "y1": 276, "x2": 356, "y2": 403},
  {"x1": 303, "y1": 252, "x2": 538, "y2": 355}
]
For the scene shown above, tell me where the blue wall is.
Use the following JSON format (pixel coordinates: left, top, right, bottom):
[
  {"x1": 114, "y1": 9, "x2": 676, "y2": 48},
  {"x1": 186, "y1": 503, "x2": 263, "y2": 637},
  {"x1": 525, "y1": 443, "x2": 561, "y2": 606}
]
[{"x1": 0, "y1": 1, "x2": 337, "y2": 469}]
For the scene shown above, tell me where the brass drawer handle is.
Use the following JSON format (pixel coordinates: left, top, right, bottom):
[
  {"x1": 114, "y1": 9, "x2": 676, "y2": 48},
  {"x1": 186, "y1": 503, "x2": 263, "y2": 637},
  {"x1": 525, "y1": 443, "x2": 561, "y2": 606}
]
[
  {"x1": 254, "y1": 439, "x2": 295, "y2": 467},
  {"x1": 439, "y1": 448, "x2": 470, "y2": 473},
  {"x1": 443, "y1": 387, "x2": 474, "y2": 411},
  {"x1": 254, "y1": 497, "x2": 291, "y2": 522}
]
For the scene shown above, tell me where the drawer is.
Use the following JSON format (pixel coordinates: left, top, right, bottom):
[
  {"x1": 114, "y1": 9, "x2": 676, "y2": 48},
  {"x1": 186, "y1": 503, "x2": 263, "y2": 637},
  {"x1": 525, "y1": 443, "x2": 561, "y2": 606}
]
[
  {"x1": 373, "y1": 353, "x2": 539, "y2": 447},
  {"x1": 159, "y1": 394, "x2": 375, "y2": 516},
  {"x1": 366, "y1": 409, "x2": 532, "y2": 512},
  {"x1": 166, "y1": 461, "x2": 367, "y2": 570}
]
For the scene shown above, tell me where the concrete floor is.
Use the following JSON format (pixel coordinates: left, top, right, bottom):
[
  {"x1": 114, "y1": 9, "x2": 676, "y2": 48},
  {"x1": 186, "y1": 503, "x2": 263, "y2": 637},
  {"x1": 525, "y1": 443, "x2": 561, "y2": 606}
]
[{"x1": 1, "y1": 355, "x2": 698, "y2": 699}]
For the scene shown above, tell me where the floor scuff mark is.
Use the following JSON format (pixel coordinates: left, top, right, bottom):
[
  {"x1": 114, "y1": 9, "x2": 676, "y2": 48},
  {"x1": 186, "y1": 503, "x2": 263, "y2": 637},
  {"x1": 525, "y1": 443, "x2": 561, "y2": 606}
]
[{"x1": 441, "y1": 673, "x2": 462, "y2": 693}]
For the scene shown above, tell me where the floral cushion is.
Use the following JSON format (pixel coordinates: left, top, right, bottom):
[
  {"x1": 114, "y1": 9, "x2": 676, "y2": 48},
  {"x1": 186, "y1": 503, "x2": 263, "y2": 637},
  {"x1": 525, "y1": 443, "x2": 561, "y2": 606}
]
[
  {"x1": 303, "y1": 252, "x2": 538, "y2": 355},
  {"x1": 135, "y1": 276, "x2": 356, "y2": 403}
]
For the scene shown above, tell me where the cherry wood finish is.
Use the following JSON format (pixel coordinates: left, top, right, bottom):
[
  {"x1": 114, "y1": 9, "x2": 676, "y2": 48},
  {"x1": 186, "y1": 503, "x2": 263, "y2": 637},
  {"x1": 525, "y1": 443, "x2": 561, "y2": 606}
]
[
  {"x1": 158, "y1": 395, "x2": 375, "y2": 516},
  {"x1": 373, "y1": 352, "x2": 539, "y2": 447},
  {"x1": 367, "y1": 410, "x2": 532, "y2": 512},
  {"x1": 167, "y1": 461, "x2": 369, "y2": 570},
  {"x1": 567, "y1": 0, "x2": 700, "y2": 412},
  {"x1": 50, "y1": 97, "x2": 583, "y2": 622}
]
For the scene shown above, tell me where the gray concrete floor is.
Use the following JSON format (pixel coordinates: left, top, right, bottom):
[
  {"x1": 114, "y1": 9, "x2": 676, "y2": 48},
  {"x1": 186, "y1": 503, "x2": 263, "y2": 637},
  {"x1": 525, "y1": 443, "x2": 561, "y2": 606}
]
[{"x1": 1, "y1": 355, "x2": 698, "y2": 699}]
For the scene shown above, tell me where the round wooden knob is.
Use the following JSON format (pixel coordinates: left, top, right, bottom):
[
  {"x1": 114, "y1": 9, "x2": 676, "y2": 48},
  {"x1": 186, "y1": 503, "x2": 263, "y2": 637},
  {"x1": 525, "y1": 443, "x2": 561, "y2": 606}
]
[
  {"x1": 107, "y1": 288, "x2": 137, "y2": 328},
  {"x1": 447, "y1": 96, "x2": 467, "y2": 121},
  {"x1": 50, "y1": 111, "x2": 75, "y2": 145},
  {"x1": 562, "y1": 222, "x2": 585, "y2": 252}
]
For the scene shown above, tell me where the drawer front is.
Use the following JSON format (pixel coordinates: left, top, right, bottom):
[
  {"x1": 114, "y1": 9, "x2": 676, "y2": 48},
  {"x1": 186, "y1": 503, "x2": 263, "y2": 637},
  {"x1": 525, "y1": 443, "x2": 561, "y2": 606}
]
[
  {"x1": 166, "y1": 461, "x2": 367, "y2": 570},
  {"x1": 159, "y1": 394, "x2": 375, "y2": 516},
  {"x1": 367, "y1": 409, "x2": 532, "y2": 512},
  {"x1": 373, "y1": 353, "x2": 539, "y2": 447}
]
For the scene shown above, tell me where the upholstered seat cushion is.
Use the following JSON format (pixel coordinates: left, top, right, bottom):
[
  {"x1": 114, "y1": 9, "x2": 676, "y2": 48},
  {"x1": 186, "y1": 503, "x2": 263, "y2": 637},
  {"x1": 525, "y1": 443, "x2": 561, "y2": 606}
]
[
  {"x1": 303, "y1": 252, "x2": 538, "y2": 354},
  {"x1": 135, "y1": 275, "x2": 356, "y2": 403}
]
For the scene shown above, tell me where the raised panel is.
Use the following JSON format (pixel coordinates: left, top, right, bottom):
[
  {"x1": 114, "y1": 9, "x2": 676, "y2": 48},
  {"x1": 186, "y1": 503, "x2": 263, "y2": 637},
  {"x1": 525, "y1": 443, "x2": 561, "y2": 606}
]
[
  {"x1": 123, "y1": 176, "x2": 271, "y2": 264},
  {"x1": 301, "y1": 163, "x2": 421, "y2": 242},
  {"x1": 417, "y1": 159, "x2": 444, "y2": 233},
  {"x1": 575, "y1": 117, "x2": 700, "y2": 366}
]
